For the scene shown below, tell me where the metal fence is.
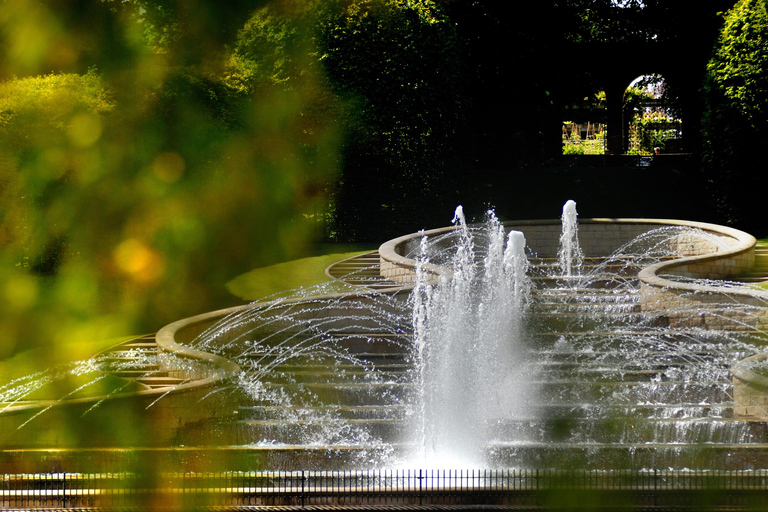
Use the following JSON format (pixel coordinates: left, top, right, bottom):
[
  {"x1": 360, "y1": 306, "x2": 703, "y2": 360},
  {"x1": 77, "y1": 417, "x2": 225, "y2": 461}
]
[{"x1": 2, "y1": 469, "x2": 768, "y2": 509}]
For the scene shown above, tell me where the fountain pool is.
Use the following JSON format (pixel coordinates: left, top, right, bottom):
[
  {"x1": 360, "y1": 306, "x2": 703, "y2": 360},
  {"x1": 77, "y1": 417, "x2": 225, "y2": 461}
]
[{"x1": 2, "y1": 203, "x2": 768, "y2": 474}]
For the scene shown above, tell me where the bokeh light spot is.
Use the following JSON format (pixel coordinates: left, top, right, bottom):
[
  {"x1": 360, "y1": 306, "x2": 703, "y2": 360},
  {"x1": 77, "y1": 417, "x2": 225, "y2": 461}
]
[
  {"x1": 4, "y1": 274, "x2": 39, "y2": 312},
  {"x1": 113, "y1": 238, "x2": 165, "y2": 282},
  {"x1": 67, "y1": 112, "x2": 102, "y2": 148},
  {"x1": 151, "y1": 151, "x2": 186, "y2": 182}
]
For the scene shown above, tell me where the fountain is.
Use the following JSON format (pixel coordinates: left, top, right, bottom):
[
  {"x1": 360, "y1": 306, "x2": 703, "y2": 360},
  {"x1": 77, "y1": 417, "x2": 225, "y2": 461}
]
[
  {"x1": 408, "y1": 207, "x2": 532, "y2": 467},
  {"x1": 2, "y1": 201, "x2": 768, "y2": 476}
]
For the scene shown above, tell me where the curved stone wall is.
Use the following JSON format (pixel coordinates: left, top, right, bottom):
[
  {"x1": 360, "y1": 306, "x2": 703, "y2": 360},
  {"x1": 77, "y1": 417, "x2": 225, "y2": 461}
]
[
  {"x1": 380, "y1": 218, "x2": 764, "y2": 331},
  {"x1": 155, "y1": 307, "x2": 244, "y2": 376},
  {"x1": 381, "y1": 216, "x2": 762, "y2": 333},
  {"x1": 379, "y1": 218, "x2": 757, "y2": 299},
  {"x1": 379, "y1": 219, "x2": 759, "y2": 328},
  {"x1": 635, "y1": 222, "x2": 758, "y2": 330}
]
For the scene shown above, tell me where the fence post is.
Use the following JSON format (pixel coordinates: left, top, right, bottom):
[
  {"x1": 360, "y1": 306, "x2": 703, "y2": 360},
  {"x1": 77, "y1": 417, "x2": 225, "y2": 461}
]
[
  {"x1": 61, "y1": 472, "x2": 66, "y2": 509},
  {"x1": 419, "y1": 469, "x2": 423, "y2": 506}
]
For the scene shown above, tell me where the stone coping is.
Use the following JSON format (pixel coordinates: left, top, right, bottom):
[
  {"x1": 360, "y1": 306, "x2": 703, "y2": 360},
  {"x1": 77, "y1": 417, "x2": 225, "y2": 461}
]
[
  {"x1": 155, "y1": 307, "x2": 243, "y2": 376},
  {"x1": 635, "y1": 220, "x2": 756, "y2": 294},
  {"x1": 153, "y1": 287, "x2": 406, "y2": 359}
]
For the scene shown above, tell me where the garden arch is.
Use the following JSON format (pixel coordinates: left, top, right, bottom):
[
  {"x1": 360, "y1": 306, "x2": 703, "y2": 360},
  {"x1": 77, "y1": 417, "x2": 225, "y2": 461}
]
[{"x1": 559, "y1": 41, "x2": 701, "y2": 155}]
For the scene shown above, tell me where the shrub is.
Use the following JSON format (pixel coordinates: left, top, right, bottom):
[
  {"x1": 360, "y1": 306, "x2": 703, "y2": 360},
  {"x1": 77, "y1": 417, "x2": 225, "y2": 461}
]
[{"x1": 701, "y1": 0, "x2": 768, "y2": 234}]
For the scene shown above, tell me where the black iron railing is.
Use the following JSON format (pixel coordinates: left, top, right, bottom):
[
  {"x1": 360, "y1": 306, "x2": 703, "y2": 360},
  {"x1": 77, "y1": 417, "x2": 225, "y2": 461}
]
[{"x1": 2, "y1": 469, "x2": 768, "y2": 509}]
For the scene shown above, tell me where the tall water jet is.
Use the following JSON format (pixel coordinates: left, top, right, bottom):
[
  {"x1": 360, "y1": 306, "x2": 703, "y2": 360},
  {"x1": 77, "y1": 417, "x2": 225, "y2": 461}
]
[
  {"x1": 558, "y1": 199, "x2": 583, "y2": 277},
  {"x1": 408, "y1": 207, "x2": 533, "y2": 467}
]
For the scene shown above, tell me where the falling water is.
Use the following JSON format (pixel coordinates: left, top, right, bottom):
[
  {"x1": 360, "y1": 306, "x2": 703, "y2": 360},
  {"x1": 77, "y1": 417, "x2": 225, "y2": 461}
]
[{"x1": 407, "y1": 207, "x2": 533, "y2": 467}]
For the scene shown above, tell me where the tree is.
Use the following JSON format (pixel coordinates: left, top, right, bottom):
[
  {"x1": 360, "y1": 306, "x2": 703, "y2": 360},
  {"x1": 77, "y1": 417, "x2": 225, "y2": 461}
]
[
  {"x1": 228, "y1": 0, "x2": 467, "y2": 241},
  {"x1": 316, "y1": 0, "x2": 467, "y2": 240},
  {"x1": 701, "y1": 0, "x2": 768, "y2": 234}
]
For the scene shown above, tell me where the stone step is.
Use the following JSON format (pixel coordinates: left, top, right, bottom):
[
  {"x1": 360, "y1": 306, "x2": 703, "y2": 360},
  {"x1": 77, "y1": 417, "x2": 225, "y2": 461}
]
[
  {"x1": 228, "y1": 417, "x2": 766, "y2": 447},
  {"x1": 233, "y1": 418, "x2": 408, "y2": 444},
  {"x1": 238, "y1": 402, "x2": 735, "y2": 422},
  {"x1": 531, "y1": 303, "x2": 642, "y2": 314},
  {"x1": 233, "y1": 336, "x2": 408, "y2": 358},
  {"x1": 531, "y1": 380, "x2": 733, "y2": 405},
  {"x1": 239, "y1": 404, "x2": 408, "y2": 421},
  {"x1": 483, "y1": 441, "x2": 768, "y2": 470},
  {"x1": 529, "y1": 311, "x2": 669, "y2": 331},
  {"x1": 203, "y1": 417, "x2": 766, "y2": 449},
  {"x1": 242, "y1": 363, "x2": 730, "y2": 387},
  {"x1": 256, "y1": 381, "x2": 412, "y2": 406},
  {"x1": 245, "y1": 380, "x2": 732, "y2": 409},
  {"x1": 135, "y1": 376, "x2": 188, "y2": 387},
  {"x1": 512, "y1": 402, "x2": 736, "y2": 420},
  {"x1": 530, "y1": 276, "x2": 640, "y2": 289},
  {"x1": 489, "y1": 417, "x2": 766, "y2": 445},
  {"x1": 109, "y1": 370, "x2": 168, "y2": 379},
  {"x1": 237, "y1": 344, "x2": 748, "y2": 369}
]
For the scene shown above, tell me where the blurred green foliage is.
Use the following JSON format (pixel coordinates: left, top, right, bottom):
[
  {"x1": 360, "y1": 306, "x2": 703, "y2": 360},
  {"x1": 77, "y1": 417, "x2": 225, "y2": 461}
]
[
  {"x1": 0, "y1": 0, "x2": 342, "y2": 374},
  {"x1": 701, "y1": 0, "x2": 768, "y2": 235}
]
